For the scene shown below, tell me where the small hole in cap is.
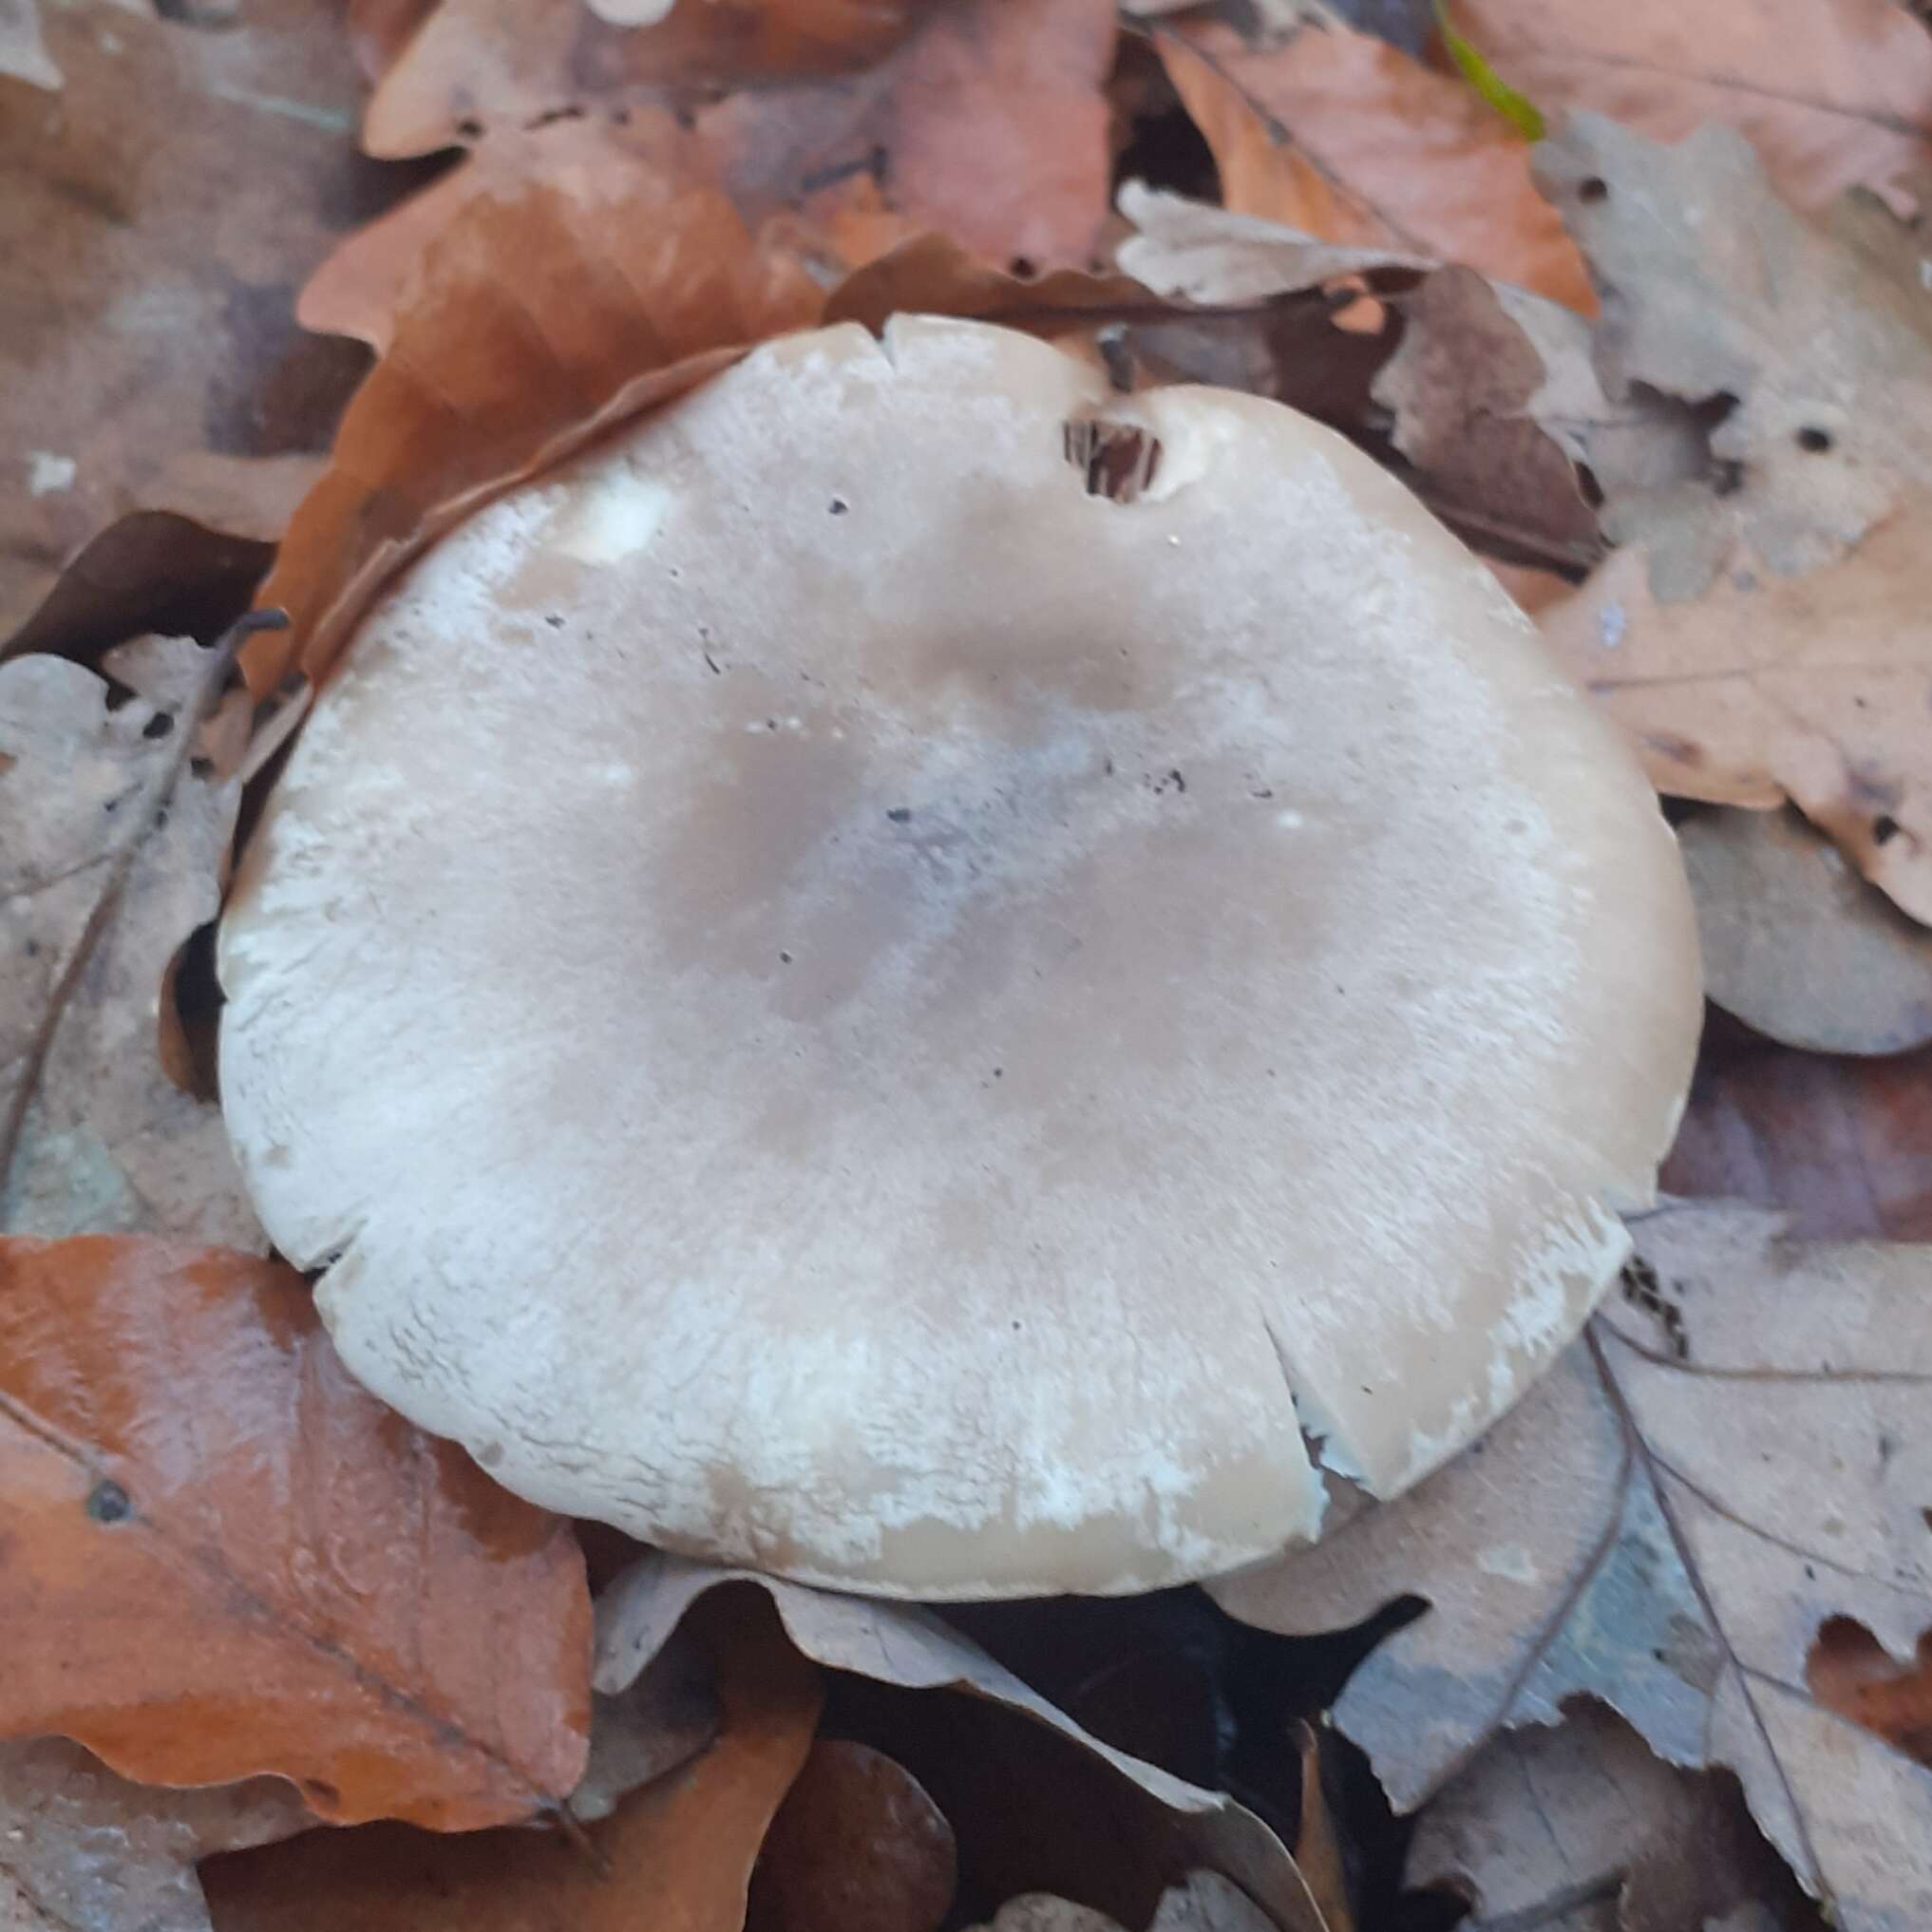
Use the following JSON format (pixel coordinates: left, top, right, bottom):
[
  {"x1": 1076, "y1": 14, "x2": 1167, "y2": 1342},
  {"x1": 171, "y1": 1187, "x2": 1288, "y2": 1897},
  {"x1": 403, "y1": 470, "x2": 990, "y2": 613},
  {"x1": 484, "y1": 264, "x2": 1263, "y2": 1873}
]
[
  {"x1": 1578, "y1": 177, "x2": 1609, "y2": 203},
  {"x1": 86, "y1": 1479, "x2": 132, "y2": 1524}
]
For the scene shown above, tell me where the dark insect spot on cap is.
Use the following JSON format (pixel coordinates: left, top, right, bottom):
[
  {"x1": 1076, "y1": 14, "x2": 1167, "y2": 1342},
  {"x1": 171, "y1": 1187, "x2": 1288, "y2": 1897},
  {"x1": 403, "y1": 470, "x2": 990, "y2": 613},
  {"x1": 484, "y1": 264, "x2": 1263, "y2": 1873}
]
[
  {"x1": 1578, "y1": 176, "x2": 1609, "y2": 203},
  {"x1": 142, "y1": 711, "x2": 175, "y2": 741},
  {"x1": 779, "y1": 951, "x2": 793, "y2": 964},
  {"x1": 1010, "y1": 256, "x2": 1037, "y2": 278},
  {"x1": 828, "y1": 497, "x2": 849, "y2": 516},
  {"x1": 886, "y1": 806, "x2": 913, "y2": 824},
  {"x1": 86, "y1": 1479, "x2": 132, "y2": 1525},
  {"x1": 1874, "y1": 813, "x2": 1902, "y2": 845},
  {"x1": 545, "y1": 614, "x2": 565, "y2": 629},
  {"x1": 1795, "y1": 426, "x2": 1833, "y2": 453},
  {"x1": 456, "y1": 117, "x2": 483, "y2": 139}
]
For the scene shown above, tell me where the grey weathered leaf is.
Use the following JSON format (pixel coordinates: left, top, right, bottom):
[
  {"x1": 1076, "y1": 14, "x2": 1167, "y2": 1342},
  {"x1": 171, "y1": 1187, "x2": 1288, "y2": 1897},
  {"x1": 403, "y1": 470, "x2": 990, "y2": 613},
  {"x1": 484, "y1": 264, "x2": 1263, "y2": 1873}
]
[
  {"x1": 0, "y1": 637, "x2": 259, "y2": 1242},
  {"x1": 1213, "y1": 1203, "x2": 1932, "y2": 1932}
]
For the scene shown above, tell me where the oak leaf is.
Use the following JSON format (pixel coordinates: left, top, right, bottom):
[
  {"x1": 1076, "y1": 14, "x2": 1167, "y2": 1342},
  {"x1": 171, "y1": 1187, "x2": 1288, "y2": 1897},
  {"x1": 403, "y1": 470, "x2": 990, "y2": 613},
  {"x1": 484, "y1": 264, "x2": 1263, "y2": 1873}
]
[
  {"x1": 0, "y1": 1737, "x2": 313, "y2": 1932},
  {"x1": 0, "y1": 0, "x2": 375, "y2": 638},
  {"x1": 1153, "y1": 18, "x2": 1592, "y2": 310},
  {"x1": 306, "y1": 0, "x2": 1116, "y2": 347},
  {"x1": 0, "y1": 1236, "x2": 591, "y2": 1828},
  {"x1": 1, "y1": 637, "x2": 256, "y2": 1243},
  {"x1": 199, "y1": 1585, "x2": 822, "y2": 1932},
  {"x1": 1210, "y1": 1203, "x2": 1932, "y2": 1932},
  {"x1": 1447, "y1": 0, "x2": 1932, "y2": 213}
]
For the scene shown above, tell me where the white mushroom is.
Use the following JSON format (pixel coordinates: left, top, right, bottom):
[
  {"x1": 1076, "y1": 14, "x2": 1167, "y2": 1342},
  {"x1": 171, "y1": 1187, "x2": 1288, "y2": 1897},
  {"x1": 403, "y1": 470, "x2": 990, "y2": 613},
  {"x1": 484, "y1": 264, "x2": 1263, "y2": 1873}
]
[{"x1": 218, "y1": 316, "x2": 1702, "y2": 1600}]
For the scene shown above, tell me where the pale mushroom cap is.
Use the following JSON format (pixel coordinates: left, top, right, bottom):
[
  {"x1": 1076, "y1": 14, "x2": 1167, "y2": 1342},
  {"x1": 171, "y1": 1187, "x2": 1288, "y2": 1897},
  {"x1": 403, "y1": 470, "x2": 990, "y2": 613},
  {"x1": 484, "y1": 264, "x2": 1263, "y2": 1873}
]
[{"x1": 218, "y1": 317, "x2": 1702, "y2": 1599}]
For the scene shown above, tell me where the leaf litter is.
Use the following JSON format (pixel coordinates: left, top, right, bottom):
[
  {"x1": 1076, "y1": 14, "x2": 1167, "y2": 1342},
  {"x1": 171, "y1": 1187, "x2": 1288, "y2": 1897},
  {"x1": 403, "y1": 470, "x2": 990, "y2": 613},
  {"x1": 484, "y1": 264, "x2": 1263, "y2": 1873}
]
[{"x1": 13, "y1": 1, "x2": 1932, "y2": 1928}]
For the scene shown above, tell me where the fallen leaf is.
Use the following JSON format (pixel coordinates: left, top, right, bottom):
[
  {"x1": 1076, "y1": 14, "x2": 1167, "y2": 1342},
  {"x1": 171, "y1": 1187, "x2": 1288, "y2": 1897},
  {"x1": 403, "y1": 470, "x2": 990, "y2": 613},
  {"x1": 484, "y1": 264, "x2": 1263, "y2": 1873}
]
[
  {"x1": 1680, "y1": 807, "x2": 1932, "y2": 1056},
  {"x1": 1115, "y1": 184, "x2": 1602, "y2": 567},
  {"x1": 568, "y1": 1622, "x2": 720, "y2": 1824},
  {"x1": 1661, "y1": 1030, "x2": 1932, "y2": 1241},
  {"x1": 1148, "y1": 1872, "x2": 1282, "y2": 1932},
  {"x1": 1446, "y1": 0, "x2": 1932, "y2": 212},
  {"x1": 1155, "y1": 18, "x2": 1593, "y2": 308},
  {"x1": 313, "y1": 0, "x2": 1116, "y2": 348},
  {"x1": 596, "y1": 1556, "x2": 1331, "y2": 1932},
  {"x1": 0, "y1": 1235, "x2": 591, "y2": 1828},
  {"x1": 1532, "y1": 116, "x2": 1932, "y2": 601},
  {"x1": 0, "y1": 1736, "x2": 313, "y2": 1932},
  {"x1": 1405, "y1": 1699, "x2": 1825, "y2": 1932},
  {"x1": 0, "y1": 0, "x2": 390, "y2": 638},
  {"x1": 0, "y1": 0, "x2": 59, "y2": 89},
  {"x1": 1809, "y1": 1619, "x2": 1932, "y2": 1764},
  {"x1": 747, "y1": 1740, "x2": 957, "y2": 1932},
  {"x1": 1544, "y1": 500, "x2": 1932, "y2": 927},
  {"x1": 1210, "y1": 1203, "x2": 1932, "y2": 1932},
  {"x1": 1, "y1": 636, "x2": 256, "y2": 1242},
  {"x1": 202, "y1": 1585, "x2": 821, "y2": 1932}
]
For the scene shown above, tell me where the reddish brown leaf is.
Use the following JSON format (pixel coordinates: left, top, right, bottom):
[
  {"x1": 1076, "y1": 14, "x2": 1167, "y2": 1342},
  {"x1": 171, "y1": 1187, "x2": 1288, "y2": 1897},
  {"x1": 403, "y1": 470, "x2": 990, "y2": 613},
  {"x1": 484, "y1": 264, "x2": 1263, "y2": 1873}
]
[
  {"x1": 0, "y1": 0, "x2": 385, "y2": 641},
  {"x1": 1155, "y1": 21, "x2": 1593, "y2": 310},
  {"x1": 0, "y1": 1237, "x2": 590, "y2": 1828},
  {"x1": 201, "y1": 1586, "x2": 823, "y2": 1932},
  {"x1": 748, "y1": 1740, "x2": 957, "y2": 1932}
]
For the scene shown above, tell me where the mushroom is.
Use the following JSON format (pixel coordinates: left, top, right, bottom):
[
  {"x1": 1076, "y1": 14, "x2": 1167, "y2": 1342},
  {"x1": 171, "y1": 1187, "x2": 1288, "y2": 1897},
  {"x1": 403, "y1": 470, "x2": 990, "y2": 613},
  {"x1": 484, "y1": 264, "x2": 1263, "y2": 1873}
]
[{"x1": 218, "y1": 316, "x2": 1702, "y2": 1600}]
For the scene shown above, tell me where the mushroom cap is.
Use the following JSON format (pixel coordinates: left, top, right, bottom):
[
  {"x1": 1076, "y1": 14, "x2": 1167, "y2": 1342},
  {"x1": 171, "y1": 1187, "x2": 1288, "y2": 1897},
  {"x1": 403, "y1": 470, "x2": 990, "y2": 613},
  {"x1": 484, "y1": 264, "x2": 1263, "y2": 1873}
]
[{"x1": 218, "y1": 316, "x2": 1702, "y2": 1600}]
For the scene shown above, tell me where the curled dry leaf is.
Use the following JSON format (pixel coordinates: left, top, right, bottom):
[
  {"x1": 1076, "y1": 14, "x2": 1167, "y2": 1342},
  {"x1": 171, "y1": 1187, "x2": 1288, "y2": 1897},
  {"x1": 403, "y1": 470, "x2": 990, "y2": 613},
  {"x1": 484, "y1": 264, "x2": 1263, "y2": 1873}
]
[
  {"x1": 0, "y1": 1737, "x2": 313, "y2": 1932},
  {"x1": 311, "y1": 0, "x2": 1116, "y2": 345},
  {"x1": 1406, "y1": 1699, "x2": 1825, "y2": 1932},
  {"x1": 1680, "y1": 807, "x2": 1932, "y2": 1056},
  {"x1": 1154, "y1": 19, "x2": 1593, "y2": 309},
  {"x1": 0, "y1": 1236, "x2": 590, "y2": 1828},
  {"x1": 1, "y1": 637, "x2": 256, "y2": 1242},
  {"x1": 0, "y1": 0, "x2": 377, "y2": 639},
  {"x1": 1447, "y1": 0, "x2": 1932, "y2": 213},
  {"x1": 202, "y1": 1586, "x2": 822, "y2": 1932},
  {"x1": 747, "y1": 1740, "x2": 957, "y2": 1932},
  {"x1": 596, "y1": 1556, "x2": 1331, "y2": 1932},
  {"x1": 1211, "y1": 1203, "x2": 1932, "y2": 1932}
]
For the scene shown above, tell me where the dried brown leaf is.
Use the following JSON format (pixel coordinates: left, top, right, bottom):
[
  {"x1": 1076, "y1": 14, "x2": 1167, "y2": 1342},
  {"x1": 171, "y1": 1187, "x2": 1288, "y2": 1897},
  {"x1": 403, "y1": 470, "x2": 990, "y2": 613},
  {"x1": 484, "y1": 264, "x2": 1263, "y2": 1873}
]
[
  {"x1": 0, "y1": 1236, "x2": 591, "y2": 1828},
  {"x1": 1449, "y1": 0, "x2": 1932, "y2": 213},
  {"x1": 1211, "y1": 1203, "x2": 1932, "y2": 1932},
  {"x1": 1809, "y1": 1620, "x2": 1932, "y2": 1765},
  {"x1": 1, "y1": 637, "x2": 256, "y2": 1241},
  {"x1": 596, "y1": 1557, "x2": 1331, "y2": 1932},
  {"x1": 0, "y1": 0, "x2": 376, "y2": 638},
  {"x1": 1406, "y1": 1701, "x2": 1825, "y2": 1932},
  {"x1": 319, "y1": 0, "x2": 1115, "y2": 344},
  {"x1": 202, "y1": 1586, "x2": 821, "y2": 1932},
  {"x1": 1286, "y1": 1726, "x2": 1353, "y2": 1932},
  {"x1": 0, "y1": 1737, "x2": 313, "y2": 1932},
  {"x1": 1544, "y1": 501, "x2": 1932, "y2": 924},
  {"x1": 1155, "y1": 19, "x2": 1593, "y2": 309},
  {"x1": 1680, "y1": 807, "x2": 1932, "y2": 1056},
  {"x1": 747, "y1": 1740, "x2": 957, "y2": 1932}
]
